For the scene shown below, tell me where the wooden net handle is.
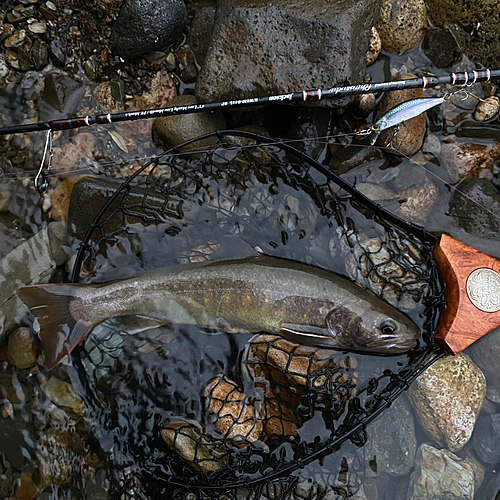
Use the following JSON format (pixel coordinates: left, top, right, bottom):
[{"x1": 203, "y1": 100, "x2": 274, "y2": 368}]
[{"x1": 433, "y1": 234, "x2": 500, "y2": 354}]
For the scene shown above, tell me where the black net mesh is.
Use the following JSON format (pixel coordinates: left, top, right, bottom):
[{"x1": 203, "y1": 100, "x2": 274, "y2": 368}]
[{"x1": 68, "y1": 130, "x2": 444, "y2": 499}]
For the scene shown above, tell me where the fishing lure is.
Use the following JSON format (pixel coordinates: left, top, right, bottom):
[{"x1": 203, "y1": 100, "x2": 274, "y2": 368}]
[{"x1": 369, "y1": 96, "x2": 448, "y2": 145}]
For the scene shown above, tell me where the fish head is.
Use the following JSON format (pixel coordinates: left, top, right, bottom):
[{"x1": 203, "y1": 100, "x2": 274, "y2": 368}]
[{"x1": 325, "y1": 303, "x2": 420, "y2": 354}]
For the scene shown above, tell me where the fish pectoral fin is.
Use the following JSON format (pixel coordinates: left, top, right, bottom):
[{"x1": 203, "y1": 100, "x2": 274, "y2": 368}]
[
  {"x1": 279, "y1": 324, "x2": 332, "y2": 347},
  {"x1": 118, "y1": 315, "x2": 168, "y2": 334}
]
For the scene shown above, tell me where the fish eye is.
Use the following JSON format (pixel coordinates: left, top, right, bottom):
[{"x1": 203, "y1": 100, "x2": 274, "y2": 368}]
[{"x1": 380, "y1": 318, "x2": 398, "y2": 335}]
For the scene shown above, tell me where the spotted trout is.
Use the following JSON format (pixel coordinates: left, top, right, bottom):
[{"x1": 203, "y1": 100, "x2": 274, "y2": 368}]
[{"x1": 18, "y1": 256, "x2": 420, "y2": 370}]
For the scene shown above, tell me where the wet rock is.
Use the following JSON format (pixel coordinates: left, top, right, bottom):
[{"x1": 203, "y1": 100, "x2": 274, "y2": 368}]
[
  {"x1": 51, "y1": 133, "x2": 95, "y2": 172},
  {"x1": 7, "y1": 327, "x2": 39, "y2": 369},
  {"x1": 42, "y1": 73, "x2": 84, "y2": 114},
  {"x1": 375, "y1": 0, "x2": 427, "y2": 54},
  {"x1": 110, "y1": 0, "x2": 187, "y2": 60},
  {"x1": 440, "y1": 142, "x2": 500, "y2": 183},
  {"x1": 37, "y1": 428, "x2": 85, "y2": 487},
  {"x1": 408, "y1": 353, "x2": 486, "y2": 452},
  {"x1": 41, "y1": 376, "x2": 86, "y2": 419},
  {"x1": 464, "y1": 448, "x2": 485, "y2": 492},
  {"x1": 4, "y1": 30, "x2": 27, "y2": 48},
  {"x1": 287, "y1": 107, "x2": 331, "y2": 159},
  {"x1": 395, "y1": 182, "x2": 439, "y2": 225},
  {"x1": 354, "y1": 93, "x2": 377, "y2": 116},
  {"x1": 407, "y1": 444, "x2": 474, "y2": 500},
  {"x1": 448, "y1": 178, "x2": 500, "y2": 239},
  {"x1": 473, "y1": 413, "x2": 500, "y2": 464},
  {"x1": 130, "y1": 70, "x2": 177, "y2": 111},
  {"x1": 196, "y1": 0, "x2": 380, "y2": 107},
  {"x1": 366, "y1": 27, "x2": 381, "y2": 66},
  {"x1": 31, "y1": 39, "x2": 48, "y2": 70},
  {"x1": 161, "y1": 419, "x2": 227, "y2": 473},
  {"x1": 0, "y1": 184, "x2": 10, "y2": 214},
  {"x1": 50, "y1": 176, "x2": 88, "y2": 224},
  {"x1": 363, "y1": 396, "x2": 416, "y2": 477},
  {"x1": 474, "y1": 96, "x2": 500, "y2": 122},
  {"x1": 176, "y1": 47, "x2": 198, "y2": 83},
  {"x1": 422, "y1": 27, "x2": 462, "y2": 68},
  {"x1": 373, "y1": 73, "x2": 426, "y2": 156},
  {"x1": 152, "y1": 94, "x2": 225, "y2": 150},
  {"x1": 15, "y1": 472, "x2": 38, "y2": 500},
  {"x1": 0, "y1": 370, "x2": 24, "y2": 405},
  {"x1": 427, "y1": 0, "x2": 500, "y2": 68},
  {"x1": 186, "y1": 0, "x2": 216, "y2": 67},
  {"x1": 0, "y1": 226, "x2": 66, "y2": 340},
  {"x1": 422, "y1": 133, "x2": 442, "y2": 156},
  {"x1": 356, "y1": 182, "x2": 397, "y2": 201},
  {"x1": 28, "y1": 22, "x2": 47, "y2": 35},
  {"x1": 5, "y1": 48, "x2": 20, "y2": 69},
  {"x1": 469, "y1": 326, "x2": 500, "y2": 402},
  {"x1": 94, "y1": 81, "x2": 123, "y2": 113}
]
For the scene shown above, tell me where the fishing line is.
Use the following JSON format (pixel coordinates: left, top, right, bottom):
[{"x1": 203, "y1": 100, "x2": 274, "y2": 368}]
[{"x1": 3, "y1": 129, "x2": 500, "y2": 227}]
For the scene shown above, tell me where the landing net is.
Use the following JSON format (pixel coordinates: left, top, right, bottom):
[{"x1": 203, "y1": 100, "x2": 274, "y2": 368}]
[{"x1": 69, "y1": 131, "x2": 443, "y2": 499}]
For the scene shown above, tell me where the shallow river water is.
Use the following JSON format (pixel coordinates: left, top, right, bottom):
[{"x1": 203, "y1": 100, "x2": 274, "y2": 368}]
[{"x1": 1, "y1": 2, "x2": 500, "y2": 500}]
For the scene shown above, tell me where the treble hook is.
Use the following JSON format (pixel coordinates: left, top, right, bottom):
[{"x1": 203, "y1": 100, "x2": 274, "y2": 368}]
[{"x1": 35, "y1": 129, "x2": 53, "y2": 193}]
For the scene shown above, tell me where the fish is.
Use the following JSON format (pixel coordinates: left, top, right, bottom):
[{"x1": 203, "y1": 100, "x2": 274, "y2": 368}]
[
  {"x1": 18, "y1": 255, "x2": 420, "y2": 371},
  {"x1": 370, "y1": 96, "x2": 446, "y2": 145}
]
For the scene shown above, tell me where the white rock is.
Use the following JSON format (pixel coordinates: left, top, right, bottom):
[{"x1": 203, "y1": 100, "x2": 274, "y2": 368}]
[{"x1": 408, "y1": 353, "x2": 486, "y2": 452}]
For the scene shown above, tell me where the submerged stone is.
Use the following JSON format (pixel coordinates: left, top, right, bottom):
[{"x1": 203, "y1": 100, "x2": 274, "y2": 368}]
[{"x1": 407, "y1": 444, "x2": 474, "y2": 500}]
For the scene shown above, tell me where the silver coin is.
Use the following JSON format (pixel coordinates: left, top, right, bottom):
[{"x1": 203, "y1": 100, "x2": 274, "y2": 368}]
[{"x1": 466, "y1": 268, "x2": 500, "y2": 313}]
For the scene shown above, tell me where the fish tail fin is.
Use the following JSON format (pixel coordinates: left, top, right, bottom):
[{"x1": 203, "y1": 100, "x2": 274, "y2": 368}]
[{"x1": 18, "y1": 284, "x2": 95, "y2": 371}]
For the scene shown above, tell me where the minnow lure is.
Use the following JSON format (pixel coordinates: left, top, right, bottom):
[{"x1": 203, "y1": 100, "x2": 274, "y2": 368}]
[{"x1": 369, "y1": 96, "x2": 447, "y2": 145}]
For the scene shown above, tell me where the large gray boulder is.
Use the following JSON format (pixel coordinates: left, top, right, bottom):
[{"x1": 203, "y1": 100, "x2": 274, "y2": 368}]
[{"x1": 196, "y1": 0, "x2": 380, "y2": 107}]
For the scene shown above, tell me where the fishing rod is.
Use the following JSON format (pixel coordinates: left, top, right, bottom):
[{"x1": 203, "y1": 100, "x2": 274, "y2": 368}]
[{"x1": 0, "y1": 69, "x2": 499, "y2": 137}]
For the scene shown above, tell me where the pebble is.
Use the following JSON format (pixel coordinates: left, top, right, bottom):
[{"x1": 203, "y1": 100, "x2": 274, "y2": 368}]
[
  {"x1": 395, "y1": 181, "x2": 438, "y2": 225},
  {"x1": 440, "y1": 142, "x2": 500, "y2": 183},
  {"x1": 7, "y1": 327, "x2": 39, "y2": 369},
  {"x1": 373, "y1": 73, "x2": 426, "y2": 156},
  {"x1": 474, "y1": 96, "x2": 500, "y2": 121},
  {"x1": 28, "y1": 21, "x2": 47, "y2": 34},
  {"x1": 4, "y1": 30, "x2": 27, "y2": 48},
  {"x1": 407, "y1": 353, "x2": 486, "y2": 452},
  {"x1": 353, "y1": 93, "x2": 377, "y2": 116},
  {"x1": 407, "y1": 444, "x2": 474, "y2": 500},
  {"x1": 421, "y1": 133, "x2": 442, "y2": 156},
  {"x1": 365, "y1": 26, "x2": 381, "y2": 66},
  {"x1": 375, "y1": 0, "x2": 427, "y2": 54},
  {"x1": 176, "y1": 47, "x2": 198, "y2": 83},
  {"x1": 41, "y1": 376, "x2": 86, "y2": 419}
]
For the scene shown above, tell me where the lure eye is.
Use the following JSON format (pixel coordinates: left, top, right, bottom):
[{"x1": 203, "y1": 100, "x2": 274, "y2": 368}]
[
  {"x1": 380, "y1": 318, "x2": 398, "y2": 335},
  {"x1": 371, "y1": 124, "x2": 380, "y2": 131}
]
